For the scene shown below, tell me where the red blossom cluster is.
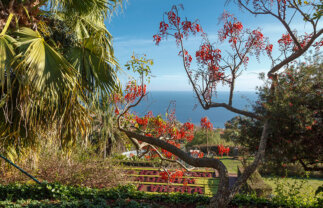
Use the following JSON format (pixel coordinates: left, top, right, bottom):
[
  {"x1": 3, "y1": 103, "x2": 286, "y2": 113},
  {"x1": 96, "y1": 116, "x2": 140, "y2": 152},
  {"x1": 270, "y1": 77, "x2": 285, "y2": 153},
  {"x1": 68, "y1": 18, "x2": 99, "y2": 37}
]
[
  {"x1": 196, "y1": 44, "x2": 221, "y2": 67},
  {"x1": 159, "y1": 169, "x2": 184, "y2": 182},
  {"x1": 159, "y1": 21, "x2": 169, "y2": 35},
  {"x1": 265, "y1": 44, "x2": 273, "y2": 56},
  {"x1": 182, "y1": 20, "x2": 202, "y2": 37},
  {"x1": 196, "y1": 44, "x2": 224, "y2": 80},
  {"x1": 278, "y1": 33, "x2": 293, "y2": 47},
  {"x1": 153, "y1": 7, "x2": 202, "y2": 46},
  {"x1": 218, "y1": 144, "x2": 230, "y2": 157},
  {"x1": 218, "y1": 12, "x2": 243, "y2": 44},
  {"x1": 200, "y1": 117, "x2": 213, "y2": 130},
  {"x1": 124, "y1": 81, "x2": 146, "y2": 103},
  {"x1": 179, "y1": 50, "x2": 193, "y2": 68},
  {"x1": 171, "y1": 122, "x2": 194, "y2": 142},
  {"x1": 153, "y1": 35, "x2": 161, "y2": 45},
  {"x1": 135, "y1": 115, "x2": 149, "y2": 127},
  {"x1": 190, "y1": 150, "x2": 204, "y2": 158},
  {"x1": 114, "y1": 107, "x2": 119, "y2": 115},
  {"x1": 277, "y1": 32, "x2": 320, "y2": 52},
  {"x1": 167, "y1": 10, "x2": 181, "y2": 26},
  {"x1": 133, "y1": 110, "x2": 195, "y2": 159},
  {"x1": 250, "y1": 30, "x2": 265, "y2": 48},
  {"x1": 245, "y1": 29, "x2": 267, "y2": 57},
  {"x1": 294, "y1": 33, "x2": 313, "y2": 51}
]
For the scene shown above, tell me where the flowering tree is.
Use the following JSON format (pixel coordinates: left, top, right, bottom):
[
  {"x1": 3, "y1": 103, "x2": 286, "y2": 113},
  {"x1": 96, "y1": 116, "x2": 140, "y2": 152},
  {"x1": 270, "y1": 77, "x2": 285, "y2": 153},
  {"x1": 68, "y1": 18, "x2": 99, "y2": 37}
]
[
  {"x1": 114, "y1": 55, "x2": 197, "y2": 179},
  {"x1": 200, "y1": 116, "x2": 213, "y2": 156},
  {"x1": 223, "y1": 60, "x2": 322, "y2": 172},
  {"x1": 117, "y1": 1, "x2": 322, "y2": 207}
]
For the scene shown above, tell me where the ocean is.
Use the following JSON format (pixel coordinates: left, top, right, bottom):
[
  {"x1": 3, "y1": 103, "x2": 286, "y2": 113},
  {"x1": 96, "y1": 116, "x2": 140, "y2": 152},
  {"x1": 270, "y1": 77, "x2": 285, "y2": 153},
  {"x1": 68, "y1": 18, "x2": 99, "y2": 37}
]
[{"x1": 131, "y1": 91, "x2": 258, "y2": 128}]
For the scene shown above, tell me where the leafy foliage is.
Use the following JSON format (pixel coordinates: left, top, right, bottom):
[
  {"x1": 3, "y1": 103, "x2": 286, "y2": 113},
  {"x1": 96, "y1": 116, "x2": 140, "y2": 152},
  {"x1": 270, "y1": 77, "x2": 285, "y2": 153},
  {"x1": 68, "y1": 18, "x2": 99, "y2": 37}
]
[
  {"x1": 0, "y1": 0, "x2": 122, "y2": 156},
  {"x1": 223, "y1": 59, "x2": 323, "y2": 171},
  {"x1": 0, "y1": 183, "x2": 322, "y2": 208}
]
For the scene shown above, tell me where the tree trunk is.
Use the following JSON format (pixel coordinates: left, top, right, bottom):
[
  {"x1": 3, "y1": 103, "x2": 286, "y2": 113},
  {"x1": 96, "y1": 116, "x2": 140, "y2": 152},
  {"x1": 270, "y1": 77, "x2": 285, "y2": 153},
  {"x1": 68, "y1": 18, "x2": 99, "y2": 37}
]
[
  {"x1": 208, "y1": 120, "x2": 270, "y2": 207},
  {"x1": 229, "y1": 74, "x2": 235, "y2": 106},
  {"x1": 206, "y1": 130, "x2": 209, "y2": 156},
  {"x1": 106, "y1": 137, "x2": 113, "y2": 156}
]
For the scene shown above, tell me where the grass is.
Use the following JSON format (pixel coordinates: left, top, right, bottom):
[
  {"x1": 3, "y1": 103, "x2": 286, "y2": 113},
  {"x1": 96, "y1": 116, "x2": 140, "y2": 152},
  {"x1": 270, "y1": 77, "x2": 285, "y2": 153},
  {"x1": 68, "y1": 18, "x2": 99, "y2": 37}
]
[
  {"x1": 218, "y1": 156, "x2": 241, "y2": 174},
  {"x1": 264, "y1": 177, "x2": 323, "y2": 197}
]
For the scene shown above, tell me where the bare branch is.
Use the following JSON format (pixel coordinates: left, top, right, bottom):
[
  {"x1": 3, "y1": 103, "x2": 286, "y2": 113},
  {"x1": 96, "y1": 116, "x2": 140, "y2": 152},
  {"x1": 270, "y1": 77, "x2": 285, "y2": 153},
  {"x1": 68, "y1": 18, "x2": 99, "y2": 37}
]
[
  {"x1": 291, "y1": 0, "x2": 316, "y2": 32},
  {"x1": 208, "y1": 102, "x2": 261, "y2": 120},
  {"x1": 268, "y1": 28, "x2": 323, "y2": 76}
]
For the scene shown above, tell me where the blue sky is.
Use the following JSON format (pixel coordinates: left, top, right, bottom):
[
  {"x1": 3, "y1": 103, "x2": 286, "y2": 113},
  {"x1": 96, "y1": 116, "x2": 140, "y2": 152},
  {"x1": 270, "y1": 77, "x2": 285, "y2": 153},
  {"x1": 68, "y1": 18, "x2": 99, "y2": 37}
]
[{"x1": 107, "y1": 0, "x2": 321, "y2": 91}]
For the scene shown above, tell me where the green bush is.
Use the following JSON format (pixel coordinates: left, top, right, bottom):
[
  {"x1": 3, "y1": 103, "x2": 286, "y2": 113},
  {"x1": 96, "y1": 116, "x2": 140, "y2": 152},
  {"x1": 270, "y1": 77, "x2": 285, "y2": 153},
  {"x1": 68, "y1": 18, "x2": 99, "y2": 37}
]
[
  {"x1": 0, "y1": 183, "x2": 322, "y2": 207},
  {"x1": 223, "y1": 60, "x2": 323, "y2": 173}
]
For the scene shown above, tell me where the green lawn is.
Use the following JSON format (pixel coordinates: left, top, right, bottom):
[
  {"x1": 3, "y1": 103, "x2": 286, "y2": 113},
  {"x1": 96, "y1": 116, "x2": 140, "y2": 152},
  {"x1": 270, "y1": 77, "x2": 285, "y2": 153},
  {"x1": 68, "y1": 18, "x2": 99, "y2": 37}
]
[
  {"x1": 264, "y1": 177, "x2": 323, "y2": 197},
  {"x1": 218, "y1": 156, "x2": 241, "y2": 174}
]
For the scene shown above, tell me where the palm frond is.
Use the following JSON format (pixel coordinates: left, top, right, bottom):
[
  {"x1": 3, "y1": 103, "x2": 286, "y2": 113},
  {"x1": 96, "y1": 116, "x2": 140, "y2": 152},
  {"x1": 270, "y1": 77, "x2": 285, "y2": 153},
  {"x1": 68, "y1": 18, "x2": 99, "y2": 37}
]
[
  {"x1": 14, "y1": 27, "x2": 77, "y2": 95},
  {"x1": 49, "y1": 0, "x2": 122, "y2": 18},
  {"x1": 67, "y1": 41, "x2": 118, "y2": 94},
  {"x1": 0, "y1": 34, "x2": 15, "y2": 91}
]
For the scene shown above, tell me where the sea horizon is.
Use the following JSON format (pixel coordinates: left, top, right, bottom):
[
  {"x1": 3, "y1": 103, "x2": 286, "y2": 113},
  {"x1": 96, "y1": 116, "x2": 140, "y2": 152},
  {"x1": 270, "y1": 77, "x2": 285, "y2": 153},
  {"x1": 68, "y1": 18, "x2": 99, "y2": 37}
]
[{"x1": 131, "y1": 91, "x2": 258, "y2": 128}]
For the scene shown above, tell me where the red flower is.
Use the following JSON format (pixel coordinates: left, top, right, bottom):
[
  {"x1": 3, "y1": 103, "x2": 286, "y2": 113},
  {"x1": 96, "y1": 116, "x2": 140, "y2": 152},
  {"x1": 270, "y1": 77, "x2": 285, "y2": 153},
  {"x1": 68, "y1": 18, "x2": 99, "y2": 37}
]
[
  {"x1": 305, "y1": 126, "x2": 312, "y2": 130},
  {"x1": 200, "y1": 117, "x2": 213, "y2": 130},
  {"x1": 114, "y1": 107, "x2": 119, "y2": 115},
  {"x1": 265, "y1": 44, "x2": 273, "y2": 55},
  {"x1": 278, "y1": 33, "x2": 293, "y2": 46},
  {"x1": 159, "y1": 21, "x2": 169, "y2": 35},
  {"x1": 153, "y1": 35, "x2": 162, "y2": 45},
  {"x1": 198, "y1": 152, "x2": 204, "y2": 158}
]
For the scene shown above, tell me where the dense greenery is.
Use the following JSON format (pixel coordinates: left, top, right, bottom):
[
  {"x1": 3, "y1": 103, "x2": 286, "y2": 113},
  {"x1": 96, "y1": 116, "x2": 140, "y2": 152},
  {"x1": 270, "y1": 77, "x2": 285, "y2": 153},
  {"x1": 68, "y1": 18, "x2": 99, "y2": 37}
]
[
  {"x1": 0, "y1": 0, "x2": 121, "y2": 157},
  {"x1": 186, "y1": 128, "x2": 233, "y2": 148},
  {"x1": 0, "y1": 183, "x2": 322, "y2": 208},
  {"x1": 223, "y1": 60, "x2": 323, "y2": 171}
]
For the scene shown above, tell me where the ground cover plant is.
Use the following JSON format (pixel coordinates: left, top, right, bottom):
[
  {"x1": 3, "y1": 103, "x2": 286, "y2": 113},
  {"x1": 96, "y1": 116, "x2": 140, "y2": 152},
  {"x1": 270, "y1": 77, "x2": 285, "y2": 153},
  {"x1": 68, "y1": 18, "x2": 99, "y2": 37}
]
[
  {"x1": 0, "y1": 183, "x2": 322, "y2": 208},
  {"x1": 0, "y1": 140, "x2": 127, "y2": 189}
]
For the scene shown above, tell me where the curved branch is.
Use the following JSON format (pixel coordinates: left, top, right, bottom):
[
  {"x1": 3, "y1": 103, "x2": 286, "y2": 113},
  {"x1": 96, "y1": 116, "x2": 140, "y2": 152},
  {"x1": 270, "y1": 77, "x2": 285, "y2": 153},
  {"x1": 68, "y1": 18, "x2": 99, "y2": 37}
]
[
  {"x1": 119, "y1": 128, "x2": 230, "y2": 198},
  {"x1": 149, "y1": 145, "x2": 195, "y2": 172},
  {"x1": 228, "y1": 120, "x2": 270, "y2": 198},
  {"x1": 268, "y1": 28, "x2": 323, "y2": 77},
  {"x1": 208, "y1": 102, "x2": 262, "y2": 120}
]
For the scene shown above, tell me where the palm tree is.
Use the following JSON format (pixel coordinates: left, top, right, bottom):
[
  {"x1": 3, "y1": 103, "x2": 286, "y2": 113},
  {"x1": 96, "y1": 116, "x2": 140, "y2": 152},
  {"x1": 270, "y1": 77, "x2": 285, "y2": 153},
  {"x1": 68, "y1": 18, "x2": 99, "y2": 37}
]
[{"x1": 0, "y1": 0, "x2": 122, "y2": 156}]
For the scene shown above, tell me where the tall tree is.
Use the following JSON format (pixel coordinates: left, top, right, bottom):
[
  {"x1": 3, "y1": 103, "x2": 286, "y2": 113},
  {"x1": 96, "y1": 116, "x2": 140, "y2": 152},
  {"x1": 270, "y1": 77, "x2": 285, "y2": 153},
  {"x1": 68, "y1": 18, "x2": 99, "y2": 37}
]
[
  {"x1": 0, "y1": 0, "x2": 121, "y2": 156},
  {"x1": 117, "y1": 1, "x2": 322, "y2": 207},
  {"x1": 224, "y1": 58, "x2": 323, "y2": 172}
]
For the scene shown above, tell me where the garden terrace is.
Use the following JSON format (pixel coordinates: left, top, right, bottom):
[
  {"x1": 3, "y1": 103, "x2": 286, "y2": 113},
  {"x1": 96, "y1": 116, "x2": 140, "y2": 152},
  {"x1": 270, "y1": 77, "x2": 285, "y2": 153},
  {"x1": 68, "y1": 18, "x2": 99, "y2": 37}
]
[{"x1": 124, "y1": 167, "x2": 219, "y2": 195}]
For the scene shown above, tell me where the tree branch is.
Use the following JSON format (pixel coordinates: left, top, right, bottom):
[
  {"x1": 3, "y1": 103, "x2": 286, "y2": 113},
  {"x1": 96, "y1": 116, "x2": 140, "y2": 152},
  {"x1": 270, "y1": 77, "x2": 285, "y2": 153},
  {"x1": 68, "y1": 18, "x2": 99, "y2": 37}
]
[
  {"x1": 299, "y1": 159, "x2": 323, "y2": 172},
  {"x1": 229, "y1": 120, "x2": 269, "y2": 196},
  {"x1": 119, "y1": 128, "x2": 230, "y2": 198},
  {"x1": 268, "y1": 28, "x2": 323, "y2": 77},
  {"x1": 208, "y1": 102, "x2": 261, "y2": 120}
]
